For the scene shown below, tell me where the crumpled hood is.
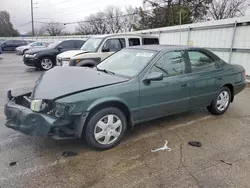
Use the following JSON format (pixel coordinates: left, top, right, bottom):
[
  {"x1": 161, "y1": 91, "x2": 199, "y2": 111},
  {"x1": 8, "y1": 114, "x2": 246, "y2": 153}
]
[
  {"x1": 32, "y1": 67, "x2": 129, "y2": 100},
  {"x1": 57, "y1": 50, "x2": 87, "y2": 59}
]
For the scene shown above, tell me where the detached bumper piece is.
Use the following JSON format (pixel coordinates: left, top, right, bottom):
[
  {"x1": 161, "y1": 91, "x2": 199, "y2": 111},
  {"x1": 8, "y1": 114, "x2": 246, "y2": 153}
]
[{"x1": 4, "y1": 96, "x2": 76, "y2": 139}]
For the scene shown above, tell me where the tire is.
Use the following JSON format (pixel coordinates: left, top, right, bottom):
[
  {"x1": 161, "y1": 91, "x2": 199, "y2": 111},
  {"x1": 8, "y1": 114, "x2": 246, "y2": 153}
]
[
  {"x1": 207, "y1": 87, "x2": 231, "y2": 115},
  {"x1": 38, "y1": 57, "x2": 54, "y2": 70},
  {"x1": 84, "y1": 107, "x2": 127, "y2": 150}
]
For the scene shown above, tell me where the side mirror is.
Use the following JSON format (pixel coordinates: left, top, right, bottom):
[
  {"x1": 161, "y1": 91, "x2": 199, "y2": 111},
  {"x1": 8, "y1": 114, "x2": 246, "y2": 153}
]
[
  {"x1": 143, "y1": 72, "x2": 163, "y2": 82},
  {"x1": 58, "y1": 46, "x2": 63, "y2": 51},
  {"x1": 102, "y1": 47, "x2": 110, "y2": 52}
]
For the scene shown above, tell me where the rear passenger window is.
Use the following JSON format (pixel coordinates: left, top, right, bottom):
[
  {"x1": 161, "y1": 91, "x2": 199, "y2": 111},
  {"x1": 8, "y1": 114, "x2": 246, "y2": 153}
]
[
  {"x1": 75, "y1": 40, "x2": 85, "y2": 49},
  {"x1": 143, "y1": 38, "x2": 159, "y2": 45},
  {"x1": 5, "y1": 40, "x2": 13, "y2": 45},
  {"x1": 129, "y1": 38, "x2": 140, "y2": 46},
  {"x1": 60, "y1": 41, "x2": 74, "y2": 49},
  {"x1": 188, "y1": 51, "x2": 216, "y2": 73}
]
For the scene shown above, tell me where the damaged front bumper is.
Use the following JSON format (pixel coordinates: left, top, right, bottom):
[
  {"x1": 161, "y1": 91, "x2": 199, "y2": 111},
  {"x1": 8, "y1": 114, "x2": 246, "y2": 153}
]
[{"x1": 4, "y1": 94, "x2": 76, "y2": 139}]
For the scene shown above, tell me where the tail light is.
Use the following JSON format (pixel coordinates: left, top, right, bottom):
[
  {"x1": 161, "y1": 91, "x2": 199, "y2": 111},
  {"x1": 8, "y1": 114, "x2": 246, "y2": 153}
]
[{"x1": 243, "y1": 71, "x2": 246, "y2": 79}]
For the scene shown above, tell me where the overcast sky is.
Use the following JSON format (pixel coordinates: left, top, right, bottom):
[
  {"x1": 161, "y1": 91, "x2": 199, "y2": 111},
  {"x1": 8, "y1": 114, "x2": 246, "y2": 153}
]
[{"x1": 2, "y1": 0, "x2": 143, "y2": 34}]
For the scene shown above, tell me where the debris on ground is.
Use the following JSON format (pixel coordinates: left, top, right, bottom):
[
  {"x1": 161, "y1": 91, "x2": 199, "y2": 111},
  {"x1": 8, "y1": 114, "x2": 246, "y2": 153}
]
[
  {"x1": 151, "y1": 140, "x2": 172, "y2": 152},
  {"x1": 61, "y1": 151, "x2": 78, "y2": 157},
  {"x1": 9, "y1": 162, "x2": 17, "y2": 166},
  {"x1": 188, "y1": 141, "x2": 202, "y2": 147},
  {"x1": 220, "y1": 160, "x2": 232, "y2": 166}
]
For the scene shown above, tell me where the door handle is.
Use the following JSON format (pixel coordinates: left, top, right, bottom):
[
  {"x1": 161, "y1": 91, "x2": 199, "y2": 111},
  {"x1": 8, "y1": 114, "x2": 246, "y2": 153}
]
[
  {"x1": 217, "y1": 77, "x2": 223, "y2": 80},
  {"x1": 181, "y1": 84, "x2": 189, "y2": 87}
]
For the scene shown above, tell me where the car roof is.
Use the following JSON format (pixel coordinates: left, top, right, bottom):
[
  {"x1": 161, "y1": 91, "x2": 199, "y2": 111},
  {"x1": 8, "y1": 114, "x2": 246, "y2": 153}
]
[
  {"x1": 126, "y1": 45, "x2": 205, "y2": 52},
  {"x1": 91, "y1": 33, "x2": 158, "y2": 39}
]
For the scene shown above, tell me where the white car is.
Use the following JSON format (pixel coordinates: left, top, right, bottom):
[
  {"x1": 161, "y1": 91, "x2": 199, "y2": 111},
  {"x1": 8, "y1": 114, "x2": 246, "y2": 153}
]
[
  {"x1": 56, "y1": 34, "x2": 159, "y2": 67},
  {"x1": 16, "y1": 41, "x2": 49, "y2": 55}
]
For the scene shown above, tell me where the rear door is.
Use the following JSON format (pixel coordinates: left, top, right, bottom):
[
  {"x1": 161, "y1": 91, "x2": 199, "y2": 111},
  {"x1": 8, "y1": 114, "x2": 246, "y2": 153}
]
[
  {"x1": 3, "y1": 40, "x2": 14, "y2": 51},
  {"x1": 139, "y1": 50, "x2": 192, "y2": 120},
  {"x1": 187, "y1": 49, "x2": 224, "y2": 108},
  {"x1": 59, "y1": 40, "x2": 75, "y2": 52}
]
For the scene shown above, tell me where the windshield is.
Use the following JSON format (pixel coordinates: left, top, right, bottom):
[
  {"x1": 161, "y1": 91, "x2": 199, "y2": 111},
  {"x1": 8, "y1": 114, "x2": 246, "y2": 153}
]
[
  {"x1": 97, "y1": 49, "x2": 156, "y2": 77},
  {"x1": 80, "y1": 38, "x2": 103, "y2": 52},
  {"x1": 28, "y1": 42, "x2": 38, "y2": 46},
  {"x1": 48, "y1": 41, "x2": 61, "y2": 48}
]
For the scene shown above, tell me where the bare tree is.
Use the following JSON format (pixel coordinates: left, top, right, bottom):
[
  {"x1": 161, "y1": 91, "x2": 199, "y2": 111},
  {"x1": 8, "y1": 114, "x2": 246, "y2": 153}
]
[
  {"x1": 43, "y1": 22, "x2": 65, "y2": 36},
  {"x1": 209, "y1": 0, "x2": 249, "y2": 20},
  {"x1": 104, "y1": 6, "x2": 124, "y2": 33},
  {"x1": 75, "y1": 5, "x2": 139, "y2": 34},
  {"x1": 123, "y1": 6, "x2": 140, "y2": 32}
]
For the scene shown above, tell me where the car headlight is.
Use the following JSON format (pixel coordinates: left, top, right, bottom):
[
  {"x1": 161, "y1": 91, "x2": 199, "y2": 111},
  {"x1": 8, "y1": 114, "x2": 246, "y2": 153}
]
[
  {"x1": 30, "y1": 99, "x2": 48, "y2": 112},
  {"x1": 26, "y1": 54, "x2": 36, "y2": 58},
  {"x1": 30, "y1": 100, "x2": 69, "y2": 118},
  {"x1": 76, "y1": 59, "x2": 81, "y2": 63}
]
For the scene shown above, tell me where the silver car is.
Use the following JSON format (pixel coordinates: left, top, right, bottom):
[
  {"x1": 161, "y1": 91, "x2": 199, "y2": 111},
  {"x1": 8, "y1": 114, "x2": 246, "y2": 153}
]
[{"x1": 16, "y1": 41, "x2": 49, "y2": 55}]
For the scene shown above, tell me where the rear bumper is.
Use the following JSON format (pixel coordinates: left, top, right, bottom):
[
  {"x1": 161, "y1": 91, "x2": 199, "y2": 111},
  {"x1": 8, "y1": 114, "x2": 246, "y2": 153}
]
[
  {"x1": 234, "y1": 81, "x2": 247, "y2": 95},
  {"x1": 4, "y1": 98, "x2": 72, "y2": 137}
]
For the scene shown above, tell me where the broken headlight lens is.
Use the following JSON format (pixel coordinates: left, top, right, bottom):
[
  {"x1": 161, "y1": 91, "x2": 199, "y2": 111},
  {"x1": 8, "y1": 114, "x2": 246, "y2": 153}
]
[
  {"x1": 53, "y1": 103, "x2": 69, "y2": 118},
  {"x1": 31, "y1": 100, "x2": 69, "y2": 118},
  {"x1": 30, "y1": 99, "x2": 48, "y2": 112}
]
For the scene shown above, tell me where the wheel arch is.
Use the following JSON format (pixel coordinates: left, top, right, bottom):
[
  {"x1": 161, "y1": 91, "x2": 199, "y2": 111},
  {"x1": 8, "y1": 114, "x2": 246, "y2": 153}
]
[
  {"x1": 222, "y1": 83, "x2": 234, "y2": 102},
  {"x1": 78, "y1": 98, "x2": 132, "y2": 138},
  {"x1": 76, "y1": 59, "x2": 99, "y2": 67}
]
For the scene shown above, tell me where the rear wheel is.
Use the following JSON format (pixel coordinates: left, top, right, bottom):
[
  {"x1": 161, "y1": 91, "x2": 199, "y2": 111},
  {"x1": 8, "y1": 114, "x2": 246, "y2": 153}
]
[
  {"x1": 39, "y1": 57, "x2": 54, "y2": 70},
  {"x1": 207, "y1": 87, "x2": 231, "y2": 115},
  {"x1": 84, "y1": 107, "x2": 127, "y2": 150}
]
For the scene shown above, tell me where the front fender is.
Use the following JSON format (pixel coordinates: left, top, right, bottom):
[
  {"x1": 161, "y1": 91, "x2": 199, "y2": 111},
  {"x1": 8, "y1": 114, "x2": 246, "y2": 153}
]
[
  {"x1": 86, "y1": 96, "x2": 129, "y2": 112},
  {"x1": 75, "y1": 97, "x2": 129, "y2": 138}
]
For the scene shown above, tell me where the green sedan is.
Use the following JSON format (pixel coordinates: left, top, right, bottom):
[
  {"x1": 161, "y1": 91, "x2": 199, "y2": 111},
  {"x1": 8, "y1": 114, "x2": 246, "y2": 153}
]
[{"x1": 4, "y1": 45, "x2": 246, "y2": 150}]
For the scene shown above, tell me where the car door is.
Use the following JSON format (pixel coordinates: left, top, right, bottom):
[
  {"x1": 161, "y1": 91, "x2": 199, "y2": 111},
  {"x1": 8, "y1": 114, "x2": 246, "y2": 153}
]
[
  {"x1": 59, "y1": 40, "x2": 75, "y2": 52},
  {"x1": 100, "y1": 38, "x2": 126, "y2": 60},
  {"x1": 3, "y1": 40, "x2": 13, "y2": 51},
  {"x1": 139, "y1": 50, "x2": 192, "y2": 120},
  {"x1": 13, "y1": 40, "x2": 22, "y2": 49},
  {"x1": 187, "y1": 49, "x2": 224, "y2": 108}
]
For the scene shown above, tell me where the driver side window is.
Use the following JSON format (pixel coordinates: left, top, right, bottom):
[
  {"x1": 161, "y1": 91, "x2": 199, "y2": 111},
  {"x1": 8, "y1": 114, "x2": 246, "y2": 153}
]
[
  {"x1": 102, "y1": 38, "x2": 125, "y2": 52},
  {"x1": 151, "y1": 51, "x2": 187, "y2": 77}
]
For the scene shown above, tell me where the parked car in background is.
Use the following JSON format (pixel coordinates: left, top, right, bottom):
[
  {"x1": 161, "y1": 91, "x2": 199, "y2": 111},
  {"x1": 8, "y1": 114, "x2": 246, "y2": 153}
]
[
  {"x1": 56, "y1": 34, "x2": 159, "y2": 67},
  {"x1": 23, "y1": 39, "x2": 86, "y2": 70},
  {"x1": 0, "y1": 40, "x2": 28, "y2": 51},
  {"x1": 4, "y1": 45, "x2": 246, "y2": 150},
  {"x1": 0, "y1": 46, "x2": 2, "y2": 55},
  {"x1": 16, "y1": 41, "x2": 50, "y2": 55}
]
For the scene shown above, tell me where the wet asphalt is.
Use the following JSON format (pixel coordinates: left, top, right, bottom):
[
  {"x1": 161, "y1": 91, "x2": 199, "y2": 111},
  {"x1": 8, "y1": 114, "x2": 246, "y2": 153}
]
[{"x1": 0, "y1": 53, "x2": 250, "y2": 188}]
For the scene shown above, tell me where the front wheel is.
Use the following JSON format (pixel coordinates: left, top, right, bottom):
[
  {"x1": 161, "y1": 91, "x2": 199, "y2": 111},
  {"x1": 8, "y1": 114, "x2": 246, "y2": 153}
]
[
  {"x1": 39, "y1": 57, "x2": 54, "y2": 70},
  {"x1": 207, "y1": 87, "x2": 231, "y2": 115},
  {"x1": 84, "y1": 107, "x2": 127, "y2": 150}
]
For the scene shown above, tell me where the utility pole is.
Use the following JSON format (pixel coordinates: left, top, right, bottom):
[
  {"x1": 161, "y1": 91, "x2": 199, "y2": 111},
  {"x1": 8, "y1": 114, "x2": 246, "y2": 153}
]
[
  {"x1": 179, "y1": 11, "x2": 182, "y2": 45},
  {"x1": 31, "y1": 0, "x2": 35, "y2": 36}
]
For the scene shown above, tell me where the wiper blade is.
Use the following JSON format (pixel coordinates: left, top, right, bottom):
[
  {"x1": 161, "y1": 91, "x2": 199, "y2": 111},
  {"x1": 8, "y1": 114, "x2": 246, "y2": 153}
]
[{"x1": 97, "y1": 68, "x2": 115, "y2": 75}]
